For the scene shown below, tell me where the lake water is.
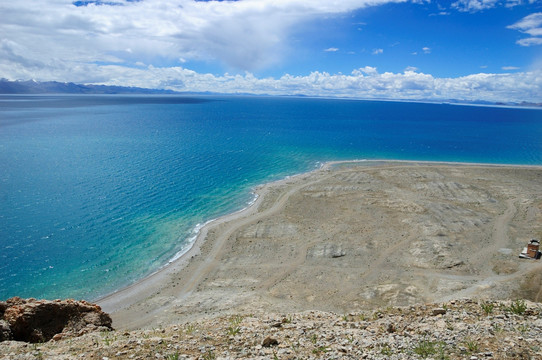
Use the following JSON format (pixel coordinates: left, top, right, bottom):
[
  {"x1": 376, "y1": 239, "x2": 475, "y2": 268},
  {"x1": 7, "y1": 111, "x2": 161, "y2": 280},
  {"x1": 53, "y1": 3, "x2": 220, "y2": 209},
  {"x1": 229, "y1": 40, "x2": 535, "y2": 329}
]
[{"x1": 1, "y1": 95, "x2": 541, "y2": 301}]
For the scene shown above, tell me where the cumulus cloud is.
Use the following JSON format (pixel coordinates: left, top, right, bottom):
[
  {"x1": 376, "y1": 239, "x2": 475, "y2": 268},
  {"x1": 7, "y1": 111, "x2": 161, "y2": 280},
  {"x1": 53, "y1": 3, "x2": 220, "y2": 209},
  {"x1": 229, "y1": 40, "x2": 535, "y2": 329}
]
[
  {"x1": 508, "y1": 12, "x2": 542, "y2": 46},
  {"x1": 3, "y1": 60, "x2": 539, "y2": 103}
]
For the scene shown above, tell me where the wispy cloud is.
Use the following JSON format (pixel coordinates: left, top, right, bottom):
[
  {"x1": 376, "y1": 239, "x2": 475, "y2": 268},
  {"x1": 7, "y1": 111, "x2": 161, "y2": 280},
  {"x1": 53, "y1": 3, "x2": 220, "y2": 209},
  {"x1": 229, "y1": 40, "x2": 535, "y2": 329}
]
[
  {"x1": 452, "y1": 0, "x2": 498, "y2": 12},
  {"x1": 508, "y1": 12, "x2": 542, "y2": 46},
  {"x1": 517, "y1": 37, "x2": 542, "y2": 46},
  {"x1": 451, "y1": 0, "x2": 528, "y2": 12},
  {"x1": 372, "y1": 48, "x2": 384, "y2": 55},
  {"x1": 422, "y1": 47, "x2": 431, "y2": 54},
  {"x1": 324, "y1": 47, "x2": 339, "y2": 52},
  {"x1": 502, "y1": 66, "x2": 520, "y2": 70}
]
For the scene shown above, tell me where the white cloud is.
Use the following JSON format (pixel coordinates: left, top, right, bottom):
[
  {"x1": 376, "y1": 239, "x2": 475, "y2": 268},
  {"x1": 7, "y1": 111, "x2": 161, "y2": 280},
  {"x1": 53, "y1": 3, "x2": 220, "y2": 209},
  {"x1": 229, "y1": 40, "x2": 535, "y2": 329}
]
[
  {"x1": 508, "y1": 12, "x2": 542, "y2": 46},
  {"x1": 508, "y1": 12, "x2": 542, "y2": 34},
  {"x1": 2, "y1": 61, "x2": 539, "y2": 103},
  {"x1": 502, "y1": 66, "x2": 520, "y2": 70},
  {"x1": 0, "y1": 0, "x2": 413, "y2": 74},
  {"x1": 452, "y1": 0, "x2": 498, "y2": 12},
  {"x1": 517, "y1": 37, "x2": 542, "y2": 46},
  {"x1": 1, "y1": 0, "x2": 540, "y2": 104},
  {"x1": 354, "y1": 66, "x2": 379, "y2": 75},
  {"x1": 324, "y1": 47, "x2": 339, "y2": 52},
  {"x1": 451, "y1": 0, "x2": 532, "y2": 12},
  {"x1": 372, "y1": 48, "x2": 384, "y2": 55},
  {"x1": 422, "y1": 47, "x2": 431, "y2": 54}
]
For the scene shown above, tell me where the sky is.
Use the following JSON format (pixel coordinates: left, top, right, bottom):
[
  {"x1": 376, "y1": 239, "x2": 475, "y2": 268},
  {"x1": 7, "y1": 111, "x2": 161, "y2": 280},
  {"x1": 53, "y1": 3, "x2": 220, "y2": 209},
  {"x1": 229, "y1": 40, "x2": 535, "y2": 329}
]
[{"x1": 1, "y1": 0, "x2": 541, "y2": 102}]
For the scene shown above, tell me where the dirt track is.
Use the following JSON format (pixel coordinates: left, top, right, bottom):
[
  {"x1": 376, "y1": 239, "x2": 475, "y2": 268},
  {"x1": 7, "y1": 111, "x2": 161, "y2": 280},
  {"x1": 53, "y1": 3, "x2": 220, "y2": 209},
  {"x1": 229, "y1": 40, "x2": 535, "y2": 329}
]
[{"x1": 99, "y1": 162, "x2": 542, "y2": 330}]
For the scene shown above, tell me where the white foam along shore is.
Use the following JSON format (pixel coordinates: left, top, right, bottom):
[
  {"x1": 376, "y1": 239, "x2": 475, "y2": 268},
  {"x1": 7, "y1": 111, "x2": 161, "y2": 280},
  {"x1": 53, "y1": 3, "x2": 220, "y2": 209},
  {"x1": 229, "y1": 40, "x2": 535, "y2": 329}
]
[
  {"x1": 164, "y1": 191, "x2": 262, "y2": 267},
  {"x1": 97, "y1": 159, "x2": 542, "y2": 315},
  {"x1": 96, "y1": 159, "x2": 325, "y2": 313}
]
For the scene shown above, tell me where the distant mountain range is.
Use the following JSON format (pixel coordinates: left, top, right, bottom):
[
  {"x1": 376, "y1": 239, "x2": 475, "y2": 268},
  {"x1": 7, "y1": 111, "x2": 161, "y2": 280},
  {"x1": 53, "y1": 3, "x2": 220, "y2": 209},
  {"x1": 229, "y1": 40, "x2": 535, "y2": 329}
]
[
  {"x1": 0, "y1": 79, "x2": 178, "y2": 95},
  {"x1": 1, "y1": 79, "x2": 540, "y2": 107}
]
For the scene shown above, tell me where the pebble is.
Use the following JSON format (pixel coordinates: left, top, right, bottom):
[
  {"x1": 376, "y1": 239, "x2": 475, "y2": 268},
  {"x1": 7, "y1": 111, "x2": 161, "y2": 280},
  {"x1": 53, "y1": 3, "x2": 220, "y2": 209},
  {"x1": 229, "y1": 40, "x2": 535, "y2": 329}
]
[
  {"x1": 1, "y1": 299, "x2": 541, "y2": 359},
  {"x1": 432, "y1": 308, "x2": 447, "y2": 315}
]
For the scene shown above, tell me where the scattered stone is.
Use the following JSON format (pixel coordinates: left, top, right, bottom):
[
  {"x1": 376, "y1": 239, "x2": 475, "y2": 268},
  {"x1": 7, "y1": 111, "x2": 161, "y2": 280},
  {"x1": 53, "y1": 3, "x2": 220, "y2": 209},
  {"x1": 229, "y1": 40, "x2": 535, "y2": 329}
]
[
  {"x1": 262, "y1": 336, "x2": 279, "y2": 347},
  {"x1": 0, "y1": 320, "x2": 12, "y2": 342},
  {"x1": 1, "y1": 299, "x2": 541, "y2": 359},
  {"x1": 432, "y1": 308, "x2": 447, "y2": 316},
  {"x1": 307, "y1": 244, "x2": 346, "y2": 258},
  {"x1": 387, "y1": 323, "x2": 396, "y2": 333}
]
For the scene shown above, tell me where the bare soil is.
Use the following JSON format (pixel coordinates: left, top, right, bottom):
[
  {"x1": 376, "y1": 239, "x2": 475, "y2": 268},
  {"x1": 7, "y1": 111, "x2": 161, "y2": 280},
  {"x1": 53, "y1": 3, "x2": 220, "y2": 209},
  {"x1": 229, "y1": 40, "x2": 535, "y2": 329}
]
[{"x1": 98, "y1": 162, "x2": 542, "y2": 330}]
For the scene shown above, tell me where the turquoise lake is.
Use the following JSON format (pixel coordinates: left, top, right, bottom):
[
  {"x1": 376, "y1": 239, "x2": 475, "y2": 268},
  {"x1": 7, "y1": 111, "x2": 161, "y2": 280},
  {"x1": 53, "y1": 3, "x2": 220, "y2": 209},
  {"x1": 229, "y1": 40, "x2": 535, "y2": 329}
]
[{"x1": 1, "y1": 95, "x2": 541, "y2": 301}]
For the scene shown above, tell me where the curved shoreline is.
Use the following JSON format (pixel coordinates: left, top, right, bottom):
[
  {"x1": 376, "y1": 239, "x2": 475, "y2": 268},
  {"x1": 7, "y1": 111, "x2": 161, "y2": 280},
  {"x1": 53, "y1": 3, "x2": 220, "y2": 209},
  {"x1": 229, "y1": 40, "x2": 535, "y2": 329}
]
[
  {"x1": 97, "y1": 159, "x2": 542, "y2": 327},
  {"x1": 96, "y1": 159, "x2": 327, "y2": 313}
]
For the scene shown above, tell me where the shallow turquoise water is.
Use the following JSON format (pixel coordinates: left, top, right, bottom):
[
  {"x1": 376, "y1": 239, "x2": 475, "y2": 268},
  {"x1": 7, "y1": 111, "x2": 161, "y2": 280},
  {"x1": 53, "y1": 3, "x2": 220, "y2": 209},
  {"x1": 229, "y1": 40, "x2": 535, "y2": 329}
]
[{"x1": 1, "y1": 95, "x2": 541, "y2": 300}]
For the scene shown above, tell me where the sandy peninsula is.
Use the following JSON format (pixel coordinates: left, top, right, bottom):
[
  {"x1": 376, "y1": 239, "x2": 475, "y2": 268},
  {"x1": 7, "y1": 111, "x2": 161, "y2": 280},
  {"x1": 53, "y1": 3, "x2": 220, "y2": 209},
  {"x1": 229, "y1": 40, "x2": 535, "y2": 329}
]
[{"x1": 98, "y1": 161, "x2": 542, "y2": 330}]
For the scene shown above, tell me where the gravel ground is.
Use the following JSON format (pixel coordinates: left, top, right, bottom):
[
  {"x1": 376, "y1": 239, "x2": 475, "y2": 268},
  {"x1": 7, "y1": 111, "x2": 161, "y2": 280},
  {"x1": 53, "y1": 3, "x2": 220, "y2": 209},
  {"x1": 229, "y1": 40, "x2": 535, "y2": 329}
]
[{"x1": 2, "y1": 298, "x2": 542, "y2": 359}]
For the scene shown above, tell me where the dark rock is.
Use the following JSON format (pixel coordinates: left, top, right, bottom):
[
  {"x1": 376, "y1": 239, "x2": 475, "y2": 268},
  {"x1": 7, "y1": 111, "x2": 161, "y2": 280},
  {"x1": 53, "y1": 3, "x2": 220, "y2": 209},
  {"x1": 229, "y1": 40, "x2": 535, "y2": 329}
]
[
  {"x1": 387, "y1": 323, "x2": 396, "y2": 333},
  {"x1": 262, "y1": 336, "x2": 279, "y2": 347},
  {"x1": 432, "y1": 308, "x2": 447, "y2": 316},
  {"x1": 1, "y1": 297, "x2": 113, "y2": 343},
  {"x1": 0, "y1": 301, "x2": 7, "y2": 317},
  {"x1": 0, "y1": 320, "x2": 12, "y2": 341}
]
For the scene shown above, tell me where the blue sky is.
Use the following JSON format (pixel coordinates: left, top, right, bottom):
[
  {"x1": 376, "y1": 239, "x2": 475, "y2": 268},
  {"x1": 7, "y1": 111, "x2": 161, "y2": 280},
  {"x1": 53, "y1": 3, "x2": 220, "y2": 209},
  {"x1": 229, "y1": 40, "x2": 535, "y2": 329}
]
[
  {"x1": 1, "y1": 0, "x2": 541, "y2": 102},
  {"x1": 251, "y1": 2, "x2": 538, "y2": 78}
]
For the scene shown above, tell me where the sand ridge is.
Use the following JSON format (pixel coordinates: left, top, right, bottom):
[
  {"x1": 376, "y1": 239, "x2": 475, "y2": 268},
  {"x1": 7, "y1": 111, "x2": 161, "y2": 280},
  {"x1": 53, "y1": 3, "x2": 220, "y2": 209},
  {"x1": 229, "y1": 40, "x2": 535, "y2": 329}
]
[{"x1": 98, "y1": 161, "x2": 542, "y2": 330}]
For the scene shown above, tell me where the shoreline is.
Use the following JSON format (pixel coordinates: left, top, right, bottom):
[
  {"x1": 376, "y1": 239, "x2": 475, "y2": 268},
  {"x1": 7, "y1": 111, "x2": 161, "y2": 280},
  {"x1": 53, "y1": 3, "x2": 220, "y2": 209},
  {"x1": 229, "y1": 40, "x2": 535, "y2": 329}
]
[
  {"x1": 97, "y1": 159, "x2": 542, "y2": 329},
  {"x1": 96, "y1": 159, "x2": 327, "y2": 313}
]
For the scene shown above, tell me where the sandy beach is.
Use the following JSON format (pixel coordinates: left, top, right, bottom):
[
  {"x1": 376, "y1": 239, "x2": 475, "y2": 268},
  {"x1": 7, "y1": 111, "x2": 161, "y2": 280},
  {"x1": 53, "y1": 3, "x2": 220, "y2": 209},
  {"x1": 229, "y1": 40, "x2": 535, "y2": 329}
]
[{"x1": 98, "y1": 161, "x2": 542, "y2": 330}]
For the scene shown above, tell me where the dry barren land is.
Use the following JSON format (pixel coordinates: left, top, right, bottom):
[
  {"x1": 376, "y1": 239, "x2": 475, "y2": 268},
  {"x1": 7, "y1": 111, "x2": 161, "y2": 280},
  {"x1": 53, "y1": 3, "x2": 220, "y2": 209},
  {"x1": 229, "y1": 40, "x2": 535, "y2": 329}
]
[
  {"x1": 4, "y1": 299, "x2": 542, "y2": 359},
  {"x1": 4, "y1": 162, "x2": 542, "y2": 360},
  {"x1": 100, "y1": 162, "x2": 542, "y2": 330}
]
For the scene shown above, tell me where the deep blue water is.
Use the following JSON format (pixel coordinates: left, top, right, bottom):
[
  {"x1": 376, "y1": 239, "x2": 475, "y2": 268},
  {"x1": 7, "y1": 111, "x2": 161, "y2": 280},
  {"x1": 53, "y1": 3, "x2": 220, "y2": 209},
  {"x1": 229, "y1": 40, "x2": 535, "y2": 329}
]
[{"x1": 1, "y1": 95, "x2": 541, "y2": 301}]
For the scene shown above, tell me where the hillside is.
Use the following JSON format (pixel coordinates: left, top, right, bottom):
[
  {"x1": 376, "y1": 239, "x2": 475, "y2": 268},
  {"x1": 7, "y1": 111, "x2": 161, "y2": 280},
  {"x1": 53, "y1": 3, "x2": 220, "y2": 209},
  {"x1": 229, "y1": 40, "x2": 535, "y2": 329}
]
[
  {"x1": 0, "y1": 79, "x2": 177, "y2": 95},
  {"x1": 1, "y1": 298, "x2": 541, "y2": 359}
]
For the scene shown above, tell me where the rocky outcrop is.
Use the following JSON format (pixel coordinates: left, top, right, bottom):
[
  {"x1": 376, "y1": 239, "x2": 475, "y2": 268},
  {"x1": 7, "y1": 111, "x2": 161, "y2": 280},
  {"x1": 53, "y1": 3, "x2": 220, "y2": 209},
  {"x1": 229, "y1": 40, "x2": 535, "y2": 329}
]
[
  {"x1": 0, "y1": 297, "x2": 112, "y2": 343},
  {"x1": 1, "y1": 299, "x2": 541, "y2": 359}
]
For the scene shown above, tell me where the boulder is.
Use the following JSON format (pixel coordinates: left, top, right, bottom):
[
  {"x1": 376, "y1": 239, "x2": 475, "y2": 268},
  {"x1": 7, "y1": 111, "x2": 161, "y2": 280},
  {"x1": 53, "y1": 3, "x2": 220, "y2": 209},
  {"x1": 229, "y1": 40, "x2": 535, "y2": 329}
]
[
  {"x1": 1, "y1": 297, "x2": 113, "y2": 343},
  {"x1": 0, "y1": 320, "x2": 11, "y2": 342},
  {"x1": 0, "y1": 301, "x2": 6, "y2": 317}
]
